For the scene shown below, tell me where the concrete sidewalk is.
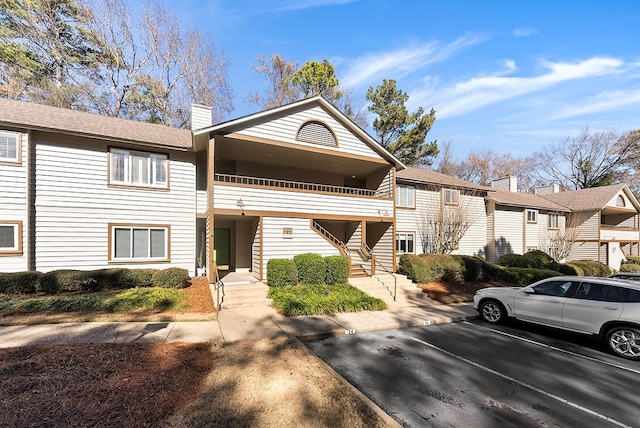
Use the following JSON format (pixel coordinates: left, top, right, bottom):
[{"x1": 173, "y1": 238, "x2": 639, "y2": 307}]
[{"x1": 0, "y1": 302, "x2": 477, "y2": 348}]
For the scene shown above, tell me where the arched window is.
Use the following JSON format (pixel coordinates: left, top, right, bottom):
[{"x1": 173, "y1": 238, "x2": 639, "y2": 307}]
[
  {"x1": 296, "y1": 121, "x2": 337, "y2": 147},
  {"x1": 616, "y1": 195, "x2": 625, "y2": 207}
]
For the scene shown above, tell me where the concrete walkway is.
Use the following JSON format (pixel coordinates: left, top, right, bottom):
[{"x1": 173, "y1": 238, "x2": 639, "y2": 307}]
[{"x1": 0, "y1": 301, "x2": 477, "y2": 348}]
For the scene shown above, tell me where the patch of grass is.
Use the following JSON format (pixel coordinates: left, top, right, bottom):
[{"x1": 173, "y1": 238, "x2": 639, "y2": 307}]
[
  {"x1": 0, "y1": 287, "x2": 188, "y2": 314},
  {"x1": 267, "y1": 283, "x2": 387, "y2": 316}
]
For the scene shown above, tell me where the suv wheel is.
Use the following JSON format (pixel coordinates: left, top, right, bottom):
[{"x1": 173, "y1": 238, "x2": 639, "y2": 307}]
[
  {"x1": 479, "y1": 300, "x2": 506, "y2": 324},
  {"x1": 607, "y1": 327, "x2": 640, "y2": 361}
]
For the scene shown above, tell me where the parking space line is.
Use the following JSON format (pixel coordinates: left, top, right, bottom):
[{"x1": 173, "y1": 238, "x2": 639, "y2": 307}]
[
  {"x1": 463, "y1": 321, "x2": 640, "y2": 375},
  {"x1": 402, "y1": 331, "x2": 633, "y2": 428}
]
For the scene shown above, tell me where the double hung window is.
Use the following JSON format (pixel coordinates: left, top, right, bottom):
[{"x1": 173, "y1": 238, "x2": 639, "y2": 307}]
[
  {"x1": 527, "y1": 209, "x2": 538, "y2": 223},
  {"x1": 0, "y1": 131, "x2": 20, "y2": 164},
  {"x1": 110, "y1": 149, "x2": 168, "y2": 188},
  {"x1": 396, "y1": 184, "x2": 415, "y2": 208},
  {"x1": 0, "y1": 221, "x2": 22, "y2": 255},
  {"x1": 444, "y1": 188, "x2": 459, "y2": 205},
  {"x1": 548, "y1": 214, "x2": 559, "y2": 229},
  {"x1": 396, "y1": 232, "x2": 415, "y2": 254},
  {"x1": 111, "y1": 225, "x2": 169, "y2": 261}
]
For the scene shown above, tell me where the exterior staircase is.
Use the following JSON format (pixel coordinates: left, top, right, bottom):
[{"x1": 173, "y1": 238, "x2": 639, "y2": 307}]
[
  {"x1": 218, "y1": 283, "x2": 271, "y2": 309},
  {"x1": 349, "y1": 273, "x2": 432, "y2": 306}
]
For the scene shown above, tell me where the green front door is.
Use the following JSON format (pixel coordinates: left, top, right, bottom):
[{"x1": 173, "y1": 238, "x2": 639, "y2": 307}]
[{"x1": 214, "y1": 228, "x2": 230, "y2": 270}]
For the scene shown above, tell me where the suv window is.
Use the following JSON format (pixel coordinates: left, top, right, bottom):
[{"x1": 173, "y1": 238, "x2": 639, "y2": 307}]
[
  {"x1": 622, "y1": 288, "x2": 640, "y2": 303},
  {"x1": 532, "y1": 280, "x2": 575, "y2": 297}
]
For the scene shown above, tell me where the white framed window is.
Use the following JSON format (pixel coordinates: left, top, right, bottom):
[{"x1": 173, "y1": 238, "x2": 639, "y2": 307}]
[
  {"x1": 109, "y1": 148, "x2": 168, "y2": 188},
  {"x1": 396, "y1": 184, "x2": 415, "y2": 208},
  {"x1": 527, "y1": 209, "x2": 538, "y2": 223},
  {"x1": 548, "y1": 213, "x2": 559, "y2": 229},
  {"x1": 396, "y1": 232, "x2": 415, "y2": 254},
  {"x1": 0, "y1": 131, "x2": 20, "y2": 164},
  {"x1": 110, "y1": 224, "x2": 169, "y2": 261},
  {"x1": 0, "y1": 221, "x2": 22, "y2": 255},
  {"x1": 444, "y1": 188, "x2": 460, "y2": 205}
]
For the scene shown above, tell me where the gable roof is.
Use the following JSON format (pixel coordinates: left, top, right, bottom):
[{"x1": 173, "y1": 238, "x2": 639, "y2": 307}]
[
  {"x1": 194, "y1": 95, "x2": 405, "y2": 169},
  {"x1": 396, "y1": 167, "x2": 492, "y2": 192},
  {"x1": 539, "y1": 184, "x2": 640, "y2": 211},
  {"x1": 486, "y1": 189, "x2": 570, "y2": 212},
  {"x1": 0, "y1": 98, "x2": 192, "y2": 150}
]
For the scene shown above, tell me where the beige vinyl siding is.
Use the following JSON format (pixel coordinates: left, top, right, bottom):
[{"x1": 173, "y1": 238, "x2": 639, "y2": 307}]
[
  {"x1": 196, "y1": 190, "x2": 207, "y2": 214},
  {"x1": 454, "y1": 194, "x2": 487, "y2": 257},
  {"x1": 486, "y1": 201, "x2": 496, "y2": 262},
  {"x1": 567, "y1": 241, "x2": 599, "y2": 262},
  {"x1": 260, "y1": 217, "x2": 338, "y2": 278},
  {"x1": 235, "y1": 106, "x2": 383, "y2": 160},
  {"x1": 369, "y1": 169, "x2": 393, "y2": 197},
  {"x1": 494, "y1": 206, "x2": 524, "y2": 258},
  {"x1": 33, "y1": 134, "x2": 197, "y2": 274},
  {"x1": 0, "y1": 132, "x2": 28, "y2": 271},
  {"x1": 213, "y1": 184, "x2": 393, "y2": 218},
  {"x1": 252, "y1": 218, "x2": 261, "y2": 276},
  {"x1": 524, "y1": 211, "x2": 539, "y2": 251},
  {"x1": 370, "y1": 225, "x2": 394, "y2": 269},
  {"x1": 346, "y1": 222, "x2": 362, "y2": 252},
  {"x1": 607, "y1": 191, "x2": 631, "y2": 208},
  {"x1": 575, "y1": 212, "x2": 599, "y2": 240}
]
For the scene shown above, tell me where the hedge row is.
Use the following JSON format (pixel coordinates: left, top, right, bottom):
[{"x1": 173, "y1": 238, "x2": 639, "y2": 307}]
[
  {"x1": 398, "y1": 253, "x2": 611, "y2": 286},
  {"x1": 267, "y1": 254, "x2": 349, "y2": 287},
  {"x1": 0, "y1": 267, "x2": 189, "y2": 295}
]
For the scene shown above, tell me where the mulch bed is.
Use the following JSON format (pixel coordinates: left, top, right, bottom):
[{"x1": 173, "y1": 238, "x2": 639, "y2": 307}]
[
  {"x1": 0, "y1": 342, "x2": 214, "y2": 427},
  {"x1": 418, "y1": 281, "x2": 502, "y2": 304}
]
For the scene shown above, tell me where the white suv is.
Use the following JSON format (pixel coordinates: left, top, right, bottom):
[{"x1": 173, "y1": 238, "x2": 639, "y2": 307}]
[{"x1": 473, "y1": 276, "x2": 640, "y2": 360}]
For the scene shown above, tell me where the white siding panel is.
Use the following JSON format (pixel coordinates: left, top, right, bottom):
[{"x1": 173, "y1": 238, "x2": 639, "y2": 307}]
[
  {"x1": 494, "y1": 207, "x2": 524, "y2": 257},
  {"x1": 567, "y1": 241, "x2": 599, "y2": 262},
  {"x1": 214, "y1": 184, "x2": 393, "y2": 217},
  {"x1": 575, "y1": 212, "x2": 599, "y2": 240},
  {"x1": 454, "y1": 195, "x2": 487, "y2": 257},
  {"x1": 0, "y1": 132, "x2": 28, "y2": 272},
  {"x1": 236, "y1": 106, "x2": 383, "y2": 160},
  {"x1": 33, "y1": 136, "x2": 197, "y2": 274},
  {"x1": 261, "y1": 217, "x2": 338, "y2": 277}
]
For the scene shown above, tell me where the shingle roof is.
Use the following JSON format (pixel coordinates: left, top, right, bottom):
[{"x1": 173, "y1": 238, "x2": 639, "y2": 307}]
[
  {"x1": 538, "y1": 184, "x2": 627, "y2": 211},
  {"x1": 0, "y1": 98, "x2": 192, "y2": 150},
  {"x1": 396, "y1": 167, "x2": 493, "y2": 191},
  {"x1": 486, "y1": 189, "x2": 570, "y2": 211}
]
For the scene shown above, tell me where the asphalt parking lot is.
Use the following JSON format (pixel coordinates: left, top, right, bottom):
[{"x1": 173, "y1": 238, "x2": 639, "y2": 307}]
[{"x1": 305, "y1": 320, "x2": 640, "y2": 428}]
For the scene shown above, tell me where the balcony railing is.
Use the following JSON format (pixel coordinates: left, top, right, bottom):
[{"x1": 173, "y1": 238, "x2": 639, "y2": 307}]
[{"x1": 214, "y1": 173, "x2": 390, "y2": 197}]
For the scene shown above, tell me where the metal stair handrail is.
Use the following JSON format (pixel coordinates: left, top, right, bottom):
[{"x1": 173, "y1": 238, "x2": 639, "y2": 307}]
[
  {"x1": 371, "y1": 259, "x2": 398, "y2": 301},
  {"x1": 212, "y1": 263, "x2": 225, "y2": 310}
]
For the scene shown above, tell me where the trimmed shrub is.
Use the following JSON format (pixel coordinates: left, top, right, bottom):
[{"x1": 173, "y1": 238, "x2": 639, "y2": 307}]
[
  {"x1": 498, "y1": 253, "x2": 527, "y2": 268},
  {"x1": 325, "y1": 255, "x2": 349, "y2": 285},
  {"x1": 620, "y1": 263, "x2": 640, "y2": 273},
  {"x1": 558, "y1": 263, "x2": 583, "y2": 276},
  {"x1": 267, "y1": 258, "x2": 298, "y2": 287},
  {"x1": 293, "y1": 253, "x2": 326, "y2": 285},
  {"x1": 0, "y1": 271, "x2": 42, "y2": 294},
  {"x1": 151, "y1": 268, "x2": 189, "y2": 288},
  {"x1": 419, "y1": 254, "x2": 466, "y2": 283},
  {"x1": 454, "y1": 255, "x2": 496, "y2": 282},
  {"x1": 398, "y1": 254, "x2": 430, "y2": 283},
  {"x1": 523, "y1": 250, "x2": 559, "y2": 271},
  {"x1": 490, "y1": 266, "x2": 561, "y2": 285},
  {"x1": 625, "y1": 255, "x2": 640, "y2": 265},
  {"x1": 564, "y1": 260, "x2": 611, "y2": 277}
]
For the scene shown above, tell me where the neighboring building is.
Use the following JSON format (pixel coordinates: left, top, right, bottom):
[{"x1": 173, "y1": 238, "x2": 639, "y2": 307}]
[
  {"x1": 395, "y1": 167, "x2": 491, "y2": 258},
  {"x1": 1, "y1": 96, "x2": 403, "y2": 279},
  {"x1": 0, "y1": 98, "x2": 195, "y2": 274},
  {"x1": 485, "y1": 177, "x2": 570, "y2": 263},
  {"x1": 539, "y1": 184, "x2": 640, "y2": 269}
]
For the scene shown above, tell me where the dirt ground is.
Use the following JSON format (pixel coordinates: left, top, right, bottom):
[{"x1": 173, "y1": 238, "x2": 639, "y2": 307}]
[{"x1": 0, "y1": 277, "x2": 395, "y2": 427}]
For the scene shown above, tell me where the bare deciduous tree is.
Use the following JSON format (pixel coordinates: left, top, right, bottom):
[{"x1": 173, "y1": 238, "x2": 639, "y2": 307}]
[
  {"x1": 531, "y1": 128, "x2": 640, "y2": 190},
  {"x1": 540, "y1": 212, "x2": 583, "y2": 261},
  {"x1": 247, "y1": 54, "x2": 300, "y2": 110},
  {"x1": 415, "y1": 188, "x2": 482, "y2": 254}
]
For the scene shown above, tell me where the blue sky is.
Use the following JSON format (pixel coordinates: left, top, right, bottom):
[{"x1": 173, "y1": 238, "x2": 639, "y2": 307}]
[{"x1": 166, "y1": 0, "x2": 640, "y2": 158}]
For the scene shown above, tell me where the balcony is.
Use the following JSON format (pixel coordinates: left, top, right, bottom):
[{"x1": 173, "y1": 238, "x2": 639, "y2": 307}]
[
  {"x1": 214, "y1": 173, "x2": 390, "y2": 198},
  {"x1": 212, "y1": 173, "x2": 394, "y2": 218},
  {"x1": 600, "y1": 226, "x2": 640, "y2": 241}
]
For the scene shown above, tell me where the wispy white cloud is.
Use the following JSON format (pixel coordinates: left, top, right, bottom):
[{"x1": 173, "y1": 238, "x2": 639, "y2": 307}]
[
  {"x1": 341, "y1": 34, "x2": 486, "y2": 89},
  {"x1": 269, "y1": 0, "x2": 358, "y2": 12},
  {"x1": 550, "y1": 90, "x2": 640, "y2": 120},
  {"x1": 512, "y1": 26, "x2": 538, "y2": 37},
  {"x1": 413, "y1": 57, "x2": 629, "y2": 119}
]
